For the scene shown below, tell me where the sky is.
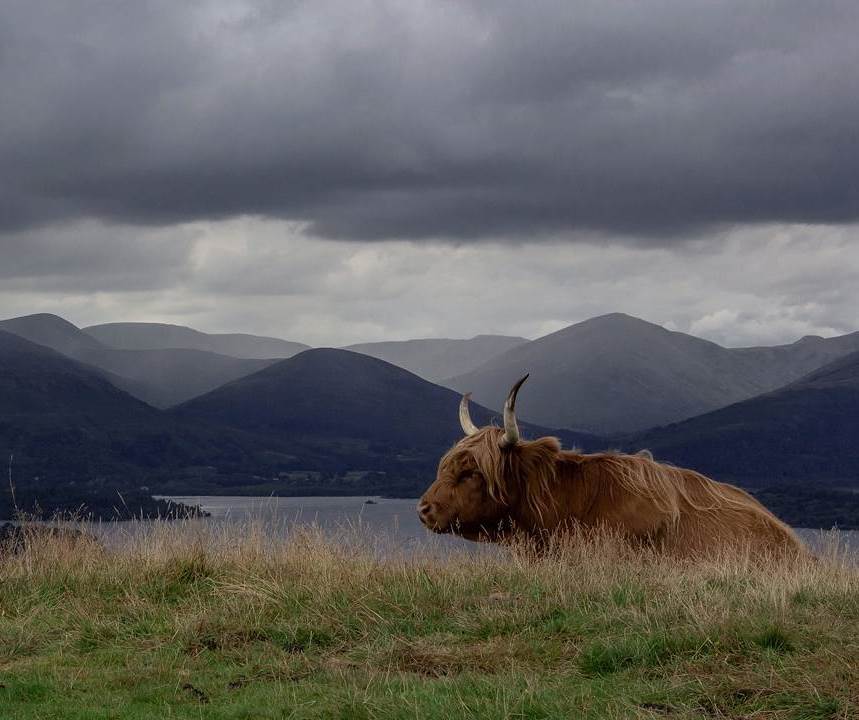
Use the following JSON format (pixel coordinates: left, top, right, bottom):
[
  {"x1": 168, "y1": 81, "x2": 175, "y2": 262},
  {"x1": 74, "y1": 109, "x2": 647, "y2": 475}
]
[{"x1": 2, "y1": 0, "x2": 858, "y2": 347}]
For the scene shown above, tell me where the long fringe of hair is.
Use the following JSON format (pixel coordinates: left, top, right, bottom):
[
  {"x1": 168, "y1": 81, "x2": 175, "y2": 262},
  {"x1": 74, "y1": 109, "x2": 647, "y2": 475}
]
[{"x1": 449, "y1": 428, "x2": 757, "y2": 526}]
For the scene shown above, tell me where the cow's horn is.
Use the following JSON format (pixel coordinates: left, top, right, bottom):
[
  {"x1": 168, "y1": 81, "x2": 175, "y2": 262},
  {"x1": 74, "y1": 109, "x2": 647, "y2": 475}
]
[
  {"x1": 500, "y1": 374, "x2": 529, "y2": 448},
  {"x1": 459, "y1": 393, "x2": 479, "y2": 436}
]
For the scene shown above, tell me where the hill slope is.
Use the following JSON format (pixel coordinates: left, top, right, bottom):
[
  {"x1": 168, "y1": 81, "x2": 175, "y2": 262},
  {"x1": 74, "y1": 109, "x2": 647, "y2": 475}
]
[
  {"x1": 0, "y1": 335, "x2": 600, "y2": 509},
  {"x1": 0, "y1": 329, "x2": 157, "y2": 424},
  {"x1": 634, "y1": 350, "x2": 859, "y2": 485},
  {"x1": 0, "y1": 330, "x2": 224, "y2": 517},
  {"x1": 172, "y1": 348, "x2": 598, "y2": 470},
  {"x1": 345, "y1": 335, "x2": 527, "y2": 382},
  {"x1": 85, "y1": 321, "x2": 309, "y2": 359},
  {"x1": 0, "y1": 314, "x2": 275, "y2": 407},
  {"x1": 447, "y1": 314, "x2": 780, "y2": 433},
  {"x1": 449, "y1": 313, "x2": 859, "y2": 434}
]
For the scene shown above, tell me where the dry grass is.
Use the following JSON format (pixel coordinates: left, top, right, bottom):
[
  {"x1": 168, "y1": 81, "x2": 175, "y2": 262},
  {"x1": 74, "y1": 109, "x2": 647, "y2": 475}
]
[{"x1": 1, "y1": 520, "x2": 857, "y2": 719}]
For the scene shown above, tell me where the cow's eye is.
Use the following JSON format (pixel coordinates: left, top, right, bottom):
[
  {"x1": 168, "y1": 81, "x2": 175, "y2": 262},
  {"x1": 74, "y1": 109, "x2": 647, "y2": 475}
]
[{"x1": 455, "y1": 471, "x2": 472, "y2": 484}]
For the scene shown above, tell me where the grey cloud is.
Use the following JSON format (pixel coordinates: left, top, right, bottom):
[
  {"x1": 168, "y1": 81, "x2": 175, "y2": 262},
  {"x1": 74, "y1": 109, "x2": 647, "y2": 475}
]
[
  {"x1": 0, "y1": 221, "x2": 196, "y2": 291},
  {"x1": 2, "y1": 0, "x2": 859, "y2": 241}
]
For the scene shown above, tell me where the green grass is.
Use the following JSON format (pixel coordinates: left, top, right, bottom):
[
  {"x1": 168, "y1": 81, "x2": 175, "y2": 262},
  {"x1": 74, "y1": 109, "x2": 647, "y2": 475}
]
[{"x1": 0, "y1": 523, "x2": 857, "y2": 719}]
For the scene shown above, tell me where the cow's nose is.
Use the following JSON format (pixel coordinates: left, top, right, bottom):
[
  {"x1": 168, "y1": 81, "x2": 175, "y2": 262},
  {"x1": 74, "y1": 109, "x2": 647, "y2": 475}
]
[{"x1": 417, "y1": 501, "x2": 433, "y2": 524}]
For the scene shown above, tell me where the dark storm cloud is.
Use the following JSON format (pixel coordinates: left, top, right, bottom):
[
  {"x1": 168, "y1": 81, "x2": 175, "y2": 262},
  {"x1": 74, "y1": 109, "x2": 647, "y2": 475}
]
[{"x1": 2, "y1": 0, "x2": 858, "y2": 240}]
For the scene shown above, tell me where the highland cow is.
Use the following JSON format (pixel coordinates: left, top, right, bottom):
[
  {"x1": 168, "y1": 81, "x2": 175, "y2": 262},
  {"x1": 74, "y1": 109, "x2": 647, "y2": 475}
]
[{"x1": 418, "y1": 376, "x2": 804, "y2": 558}]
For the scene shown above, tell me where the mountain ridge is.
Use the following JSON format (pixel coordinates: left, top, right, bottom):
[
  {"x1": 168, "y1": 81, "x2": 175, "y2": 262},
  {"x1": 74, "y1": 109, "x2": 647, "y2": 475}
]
[
  {"x1": 172, "y1": 347, "x2": 599, "y2": 452},
  {"x1": 448, "y1": 313, "x2": 859, "y2": 433},
  {"x1": 0, "y1": 314, "x2": 276, "y2": 408},
  {"x1": 344, "y1": 334, "x2": 528, "y2": 382},
  {"x1": 85, "y1": 321, "x2": 309, "y2": 359}
]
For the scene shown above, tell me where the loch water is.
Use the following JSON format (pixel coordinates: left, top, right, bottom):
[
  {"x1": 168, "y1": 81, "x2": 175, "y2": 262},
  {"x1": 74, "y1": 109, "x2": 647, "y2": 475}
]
[{"x1": 128, "y1": 495, "x2": 859, "y2": 558}]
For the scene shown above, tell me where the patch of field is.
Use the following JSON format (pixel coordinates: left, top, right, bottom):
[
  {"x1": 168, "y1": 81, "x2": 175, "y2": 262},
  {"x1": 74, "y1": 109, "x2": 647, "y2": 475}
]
[{"x1": 0, "y1": 523, "x2": 857, "y2": 719}]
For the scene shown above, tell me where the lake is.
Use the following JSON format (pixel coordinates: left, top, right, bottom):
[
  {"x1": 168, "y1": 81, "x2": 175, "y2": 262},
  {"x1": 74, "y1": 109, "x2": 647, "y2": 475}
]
[{"x1": 135, "y1": 495, "x2": 859, "y2": 558}]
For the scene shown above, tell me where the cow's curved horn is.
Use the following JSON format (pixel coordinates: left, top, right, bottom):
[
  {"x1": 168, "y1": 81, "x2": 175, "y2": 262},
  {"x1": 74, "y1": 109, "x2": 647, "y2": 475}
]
[
  {"x1": 500, "y1": 374, "x2": 529, "y2": 448},
  {"x1": 459, "y1": 393, "x2": 479, "y2": 436}
]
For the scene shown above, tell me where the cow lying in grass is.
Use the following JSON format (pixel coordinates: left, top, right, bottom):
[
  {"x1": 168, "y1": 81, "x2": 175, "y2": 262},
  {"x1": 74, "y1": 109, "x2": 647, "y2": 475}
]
[{"x1": 418, "y1": 376, "x2": 804, "y2": 558}]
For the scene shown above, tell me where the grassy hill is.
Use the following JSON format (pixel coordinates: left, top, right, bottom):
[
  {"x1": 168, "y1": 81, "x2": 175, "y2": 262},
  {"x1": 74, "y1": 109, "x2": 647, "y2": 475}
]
[{"x1": 0, "y1": 524, "x2": 856, "y2": 719}]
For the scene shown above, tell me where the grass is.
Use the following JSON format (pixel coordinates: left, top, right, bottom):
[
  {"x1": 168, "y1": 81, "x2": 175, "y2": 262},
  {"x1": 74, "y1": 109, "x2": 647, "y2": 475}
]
[{"x1": 0, "y1": 522, "x2": 857, "y2": 719}]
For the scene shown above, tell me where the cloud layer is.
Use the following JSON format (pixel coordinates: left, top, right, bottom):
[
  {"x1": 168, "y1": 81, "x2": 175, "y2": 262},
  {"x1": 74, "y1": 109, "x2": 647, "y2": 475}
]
[
  {"x1": 2, "y1": 218, "x2": 857, "y2": 347},
  {"x1": 3, "y1": 0, "x2": 859, "y2": 239}
]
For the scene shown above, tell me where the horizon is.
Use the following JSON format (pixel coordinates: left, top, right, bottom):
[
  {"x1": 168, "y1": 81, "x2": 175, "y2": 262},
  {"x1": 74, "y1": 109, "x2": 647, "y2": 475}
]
[{"x1": 1, "y1": 308, "x2": 854, "y2": 352}]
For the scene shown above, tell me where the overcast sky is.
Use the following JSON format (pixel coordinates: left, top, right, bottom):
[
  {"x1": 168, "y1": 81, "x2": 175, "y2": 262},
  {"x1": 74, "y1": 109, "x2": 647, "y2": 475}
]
[{"x1": 2, "y1": 0, "x2": 858, "y2": 346}]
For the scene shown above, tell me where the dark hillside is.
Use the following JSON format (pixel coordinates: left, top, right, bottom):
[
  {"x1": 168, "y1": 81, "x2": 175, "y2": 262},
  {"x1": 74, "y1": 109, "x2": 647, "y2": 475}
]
[
  {"x1": 171, "y1": 348, "x2": 600, "y2": 477},
  {"x1": 633, "y1": 350, "x2": 859, "y2": 486},
  {"x1": 0, "y1": 314, "x2": 274, "y2": 407},
  {"x1": 0, "y1": 330, "x2": 226, "y2": 517}
]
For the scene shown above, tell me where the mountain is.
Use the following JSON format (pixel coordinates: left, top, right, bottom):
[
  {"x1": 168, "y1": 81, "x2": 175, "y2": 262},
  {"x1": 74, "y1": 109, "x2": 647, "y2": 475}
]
[
  {"x1": 172, "y1": 348, "x2": 599, "y2": 473},
  {"x1": 633, "y1": 350, "x2": 859, "y2": 486},
  {"x1": 1, "y1": 333, "x2": 600, "y2": 512},
  {"x1": 0, "y1": 329, "x2": 216, "y2": 517},
  {"x1": 4, "y1": 320, "x2": 858, "y2": 526},
  {"x1": 0, "y1": 314, "x2": 275, "y2": 408},
  {"x1": 345, "y1": 335, "x2": 528, "y2": 382},
  {"x1": 447, "y1": 313, "x2": 859, "y2": 434},
  {"x1": 85, "y1": 322, "x2": 309, "y2": 359},
  {"x1": 732, "y1": 331, "x2": 859, "y2": 384},
  {"x1": 0, "y1": 313, "x2": 105, "y2": 357},
  {"x1": 0, "y1": 329, "x2": 157, "y2": 425},
  {"x1": 447, "y1": 314, "x2": 780, "y2": 433}
]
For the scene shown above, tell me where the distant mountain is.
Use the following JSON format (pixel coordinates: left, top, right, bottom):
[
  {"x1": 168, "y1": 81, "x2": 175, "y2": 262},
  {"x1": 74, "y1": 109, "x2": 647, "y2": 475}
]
[
  {"x1": 345, "y1": 335, "x2": 528, "y2": 382},
  {"x1": 0, "y1": 330, "x2": 212, "y2": 517},
  {"x1": 85, "y1": 322, "x2": 309, "y2": 359},
  {"x1": 0, "y1": 333, "x2": 600, "y2": 512},
  {"x1": 633, "y1": 350, "x2": 859, "y2": 486},
  {"x1": 0, "y1": 314, "x2": 275, "y2": 408},
  {"x1": 447, "y1": 314, "x2": 779, "y2": 433},
  {"x1": 448, "y1": 313, "x2": 859, "y2": 434},
  {"x1": 172, "y1": 348, "x2": 598, "y2": 471},
  {"x1": 0, "y1": 313, "x2": 104, "y2": 356},
  {"x1": 4, "y1": 320, "x2": 859, "y2": 526},
  {"x1": 732, "y1": 331, "x2": 859, "y2": 385},
  {"x1": 0, "y1": 329, "x2": 156, "y2": 425}
]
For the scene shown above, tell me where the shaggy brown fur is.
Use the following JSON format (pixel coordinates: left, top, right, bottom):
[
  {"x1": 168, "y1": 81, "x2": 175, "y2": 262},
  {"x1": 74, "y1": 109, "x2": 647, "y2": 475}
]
[{"x1": 418, "y1": 428, "x2": 804, "y2": 558}]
